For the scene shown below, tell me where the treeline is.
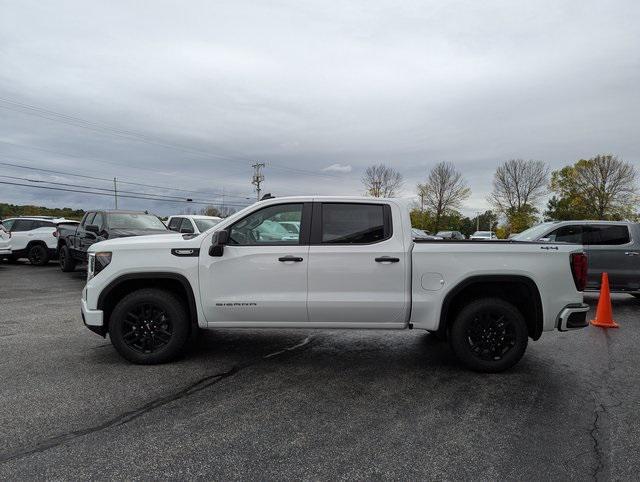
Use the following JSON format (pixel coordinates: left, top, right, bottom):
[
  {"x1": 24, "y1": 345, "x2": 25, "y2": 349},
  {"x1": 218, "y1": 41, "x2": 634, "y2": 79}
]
[
  {"x1": 362, "y1": 154, "x2": 639, "y2": 237},
  {"x1": 0, "y1": 203, "x2": 85, "y2": 220}
]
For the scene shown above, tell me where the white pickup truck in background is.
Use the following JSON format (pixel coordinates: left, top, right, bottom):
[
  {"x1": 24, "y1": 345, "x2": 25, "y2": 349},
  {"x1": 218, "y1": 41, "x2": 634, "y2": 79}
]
[{"x1": 81, "y1": 196, "x2": 589, "y2": 372}]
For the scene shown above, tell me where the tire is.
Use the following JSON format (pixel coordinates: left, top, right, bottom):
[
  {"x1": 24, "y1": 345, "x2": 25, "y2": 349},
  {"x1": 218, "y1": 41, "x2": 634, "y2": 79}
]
[
  {"x1": 449, "y1": 297, "x2": 528, "y2": 373},
  {"x1": 59, "y1": 245, "x2": 76, "y2": 272},
  {"x1": 427, "y1": 329, "x2": 447, "y2": 341},
  {"x1": 28, "y1": 245, "x2": 49, "y2": 266},
  {"x1": 109, "y1": 288, "x2": 191, "y2": 364}
]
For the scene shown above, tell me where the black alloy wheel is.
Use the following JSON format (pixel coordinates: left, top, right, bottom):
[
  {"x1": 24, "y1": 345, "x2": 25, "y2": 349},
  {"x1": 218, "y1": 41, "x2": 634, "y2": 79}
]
[
  {"x1": 122, "y1": 303, "x2": 174, "y2": 354},
  {"x1": 28, "y1": 245, "x2": 49, "y2": 266},
  {"x1": 465, "y1": 311, "x2": 517, "y2": 361},
  {"x1": 449, "y1": 297, "x2": 528, "y2": 373},
  {"x1": 109, "y1": 288, "x2": 190, "y2": 364}
]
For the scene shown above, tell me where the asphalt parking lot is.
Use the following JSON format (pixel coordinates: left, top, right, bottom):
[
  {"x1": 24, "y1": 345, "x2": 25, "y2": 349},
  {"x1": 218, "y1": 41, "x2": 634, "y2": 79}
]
[{"x1": 1, "y1": 262, "x2": 639, "y2": 480}]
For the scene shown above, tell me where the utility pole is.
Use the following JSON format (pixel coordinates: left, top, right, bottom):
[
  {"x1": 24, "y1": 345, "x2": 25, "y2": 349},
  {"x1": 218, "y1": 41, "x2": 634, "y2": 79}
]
[
  {"x1": 251, "y1": 163, "x2": 265, "y2": 201},
  {"x1": 113, "y1": 177, "x2": 118, "y2": 209},
  {"x1": 476, "y1": 211, "x2": 481, "y2": 232}
]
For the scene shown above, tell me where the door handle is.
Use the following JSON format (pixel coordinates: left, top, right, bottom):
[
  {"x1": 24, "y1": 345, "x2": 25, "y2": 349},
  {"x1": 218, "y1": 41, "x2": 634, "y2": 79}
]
[
  {"x1": 375, "y1": 256, "x2": 400, "y2": 263},
  {"x1": 278, "y1": 256, "x2": 303, "y2": 262},
  {"x1": 625, "y1": 251, "x2": 639, "y2": 256}
]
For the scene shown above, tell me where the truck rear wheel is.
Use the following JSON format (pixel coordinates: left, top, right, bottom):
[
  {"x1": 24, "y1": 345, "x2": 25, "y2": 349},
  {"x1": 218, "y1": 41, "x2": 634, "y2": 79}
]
[
  {"x1": 28, "y1": 245, "x2": 49, "y2": 266},
  {"x1": 449, "y1": 298, "x2": 528, "y2": 373},
  {"x1": 59, "y1": 245, "x2": 76, "y2": 272},
  {"x1": 109, "y1": 289, "x2": 190, "y2": 364}
]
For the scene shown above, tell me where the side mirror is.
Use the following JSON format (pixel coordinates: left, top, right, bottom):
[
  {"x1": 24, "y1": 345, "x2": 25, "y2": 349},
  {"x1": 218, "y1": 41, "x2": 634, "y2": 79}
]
[
  {"x1": 86, "y1": 224, "x2": 99, "y2": 234},
  {"x1": 209, "y1": 230, "x2": 229, "y2": 257}
]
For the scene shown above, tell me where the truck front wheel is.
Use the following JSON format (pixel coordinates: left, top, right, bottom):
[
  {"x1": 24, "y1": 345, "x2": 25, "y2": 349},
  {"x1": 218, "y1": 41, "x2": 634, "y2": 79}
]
[
  {"x1": 109, "y1": 289, "x2": 191, "y2": 364},
  {"x1": 449, "y1": 298, "x2": 528, "y2": 373}
]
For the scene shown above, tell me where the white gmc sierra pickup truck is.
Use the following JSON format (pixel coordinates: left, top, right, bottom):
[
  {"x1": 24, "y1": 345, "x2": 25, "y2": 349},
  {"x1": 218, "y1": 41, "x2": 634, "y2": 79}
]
[{"x1": 81, "y1": 196, "x2": 589, "y2": 372}]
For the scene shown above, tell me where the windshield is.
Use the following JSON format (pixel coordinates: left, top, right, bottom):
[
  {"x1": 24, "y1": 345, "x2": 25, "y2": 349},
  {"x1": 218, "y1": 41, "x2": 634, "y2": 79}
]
[
  {"x1": 512, "y1": 222, "x2": 556, "y2": 241},
  {"x1": 194, "y1": 218, "x2": 221, "y2": 232},
  {"x1": 473, "y1": 231, "x2": 492, "y2": 237},
  {"x1": 107, "y1": 213, "x2": 167, "y2": 230}
]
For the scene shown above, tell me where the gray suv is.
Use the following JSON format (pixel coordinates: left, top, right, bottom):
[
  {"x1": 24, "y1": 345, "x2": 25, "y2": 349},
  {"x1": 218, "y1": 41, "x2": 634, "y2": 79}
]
[{"x1": 513, "y1": 221, "x2": 640, "y2": 297}]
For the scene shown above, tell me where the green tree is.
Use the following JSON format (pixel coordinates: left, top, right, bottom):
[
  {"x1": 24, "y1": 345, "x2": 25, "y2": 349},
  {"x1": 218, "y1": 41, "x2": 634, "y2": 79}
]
[
  {"x1": 0, "y1": 203, "x2": 84, "y2": 220},
  {"x1": 548, "y1": 155, "x2": 638, "y2": 220},
  {"x1": 417, "y1": 162, "x2": 471, "y2": 233},
  {"x1": 505, "y1": 204, "x2": 538, "y2": 233}
]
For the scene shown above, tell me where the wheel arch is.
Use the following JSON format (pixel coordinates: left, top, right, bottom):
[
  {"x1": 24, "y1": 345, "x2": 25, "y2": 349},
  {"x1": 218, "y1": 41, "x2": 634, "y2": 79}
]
[
  {"x1": 26, "y1": 240, "x2": 48, "y2": 250},
  {"x1": 97, "y1": 272, "x2": 198, "y2": 333},
  {"x1": 438, "y1": 275, "x2": 544, "y2": 340}
]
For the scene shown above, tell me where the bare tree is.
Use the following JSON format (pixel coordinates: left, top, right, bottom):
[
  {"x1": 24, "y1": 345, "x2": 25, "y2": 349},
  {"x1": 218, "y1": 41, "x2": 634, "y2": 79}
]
[
  {"x1": 418, "y1": 162, "x2": 471, "y2": 232},
  {"x1": 573, "y1": 154, "x2": 638, "y2": 219},
  {"x1": 362, "y1": 164, "x2": 404, "y2": 197},
  {"x1": 200, "y1": 205, "x2": 222, "y2": 217},
  {"x1": 489, "y1": 159, "x2": 549, "y2": 212}
]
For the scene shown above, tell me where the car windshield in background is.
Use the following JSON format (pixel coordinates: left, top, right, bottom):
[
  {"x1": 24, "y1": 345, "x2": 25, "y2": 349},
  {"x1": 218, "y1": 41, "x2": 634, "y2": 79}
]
[
  {"x1": 107, "y1": 214, "x2": 166, "y2": 230},
  {"x1": 194, "y1": 218, "x2": 221, "y2": 232},
  {"x1": 512, "y1": 222, "x2": 556, "y2": 241}
]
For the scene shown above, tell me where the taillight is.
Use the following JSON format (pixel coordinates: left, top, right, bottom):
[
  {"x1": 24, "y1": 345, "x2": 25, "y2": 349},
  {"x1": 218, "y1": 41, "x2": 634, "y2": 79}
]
[{"x1": 570, "y1": 252, "x2": 588, "y2": 291}]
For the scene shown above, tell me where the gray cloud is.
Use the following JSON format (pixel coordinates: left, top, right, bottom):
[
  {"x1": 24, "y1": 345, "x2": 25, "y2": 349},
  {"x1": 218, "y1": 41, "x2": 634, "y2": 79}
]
[{"x1": 0, "y1": 0, "x2": 638, "y2": 216}]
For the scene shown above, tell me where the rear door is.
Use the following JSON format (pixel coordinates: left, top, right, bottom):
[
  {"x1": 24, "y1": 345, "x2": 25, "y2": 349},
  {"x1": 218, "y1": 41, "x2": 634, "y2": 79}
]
[
  {"x1": 307, "y1": 201, "x2": 408, "y2": 326},
  {"x1": 8, "y1": 219, "x2": 36, "y2": 251},
  {"x1": 583, "y1": 224, "x2": 634, "y2": 290}
]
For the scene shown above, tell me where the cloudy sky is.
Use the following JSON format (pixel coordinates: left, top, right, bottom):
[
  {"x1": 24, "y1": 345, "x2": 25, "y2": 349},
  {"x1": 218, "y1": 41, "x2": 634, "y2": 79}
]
[{"x1": 1, "y1": 0, "x2": 638, "y2": 216}]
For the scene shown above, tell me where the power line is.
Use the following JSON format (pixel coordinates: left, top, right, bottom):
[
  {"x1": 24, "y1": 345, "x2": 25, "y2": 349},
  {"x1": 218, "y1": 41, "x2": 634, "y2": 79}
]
[
  {"x1": 0, "y1": 96, "x2": 347, "y2": 181},
  {"x1": 0, "y1": 159, "x2": 253, "y2": 201},
  {"x1": 0, "y1": 180, "x2": 253, "y2": 207},
  {"x1": 0, "y1": 174, "x2": 251, "y2": 205}
]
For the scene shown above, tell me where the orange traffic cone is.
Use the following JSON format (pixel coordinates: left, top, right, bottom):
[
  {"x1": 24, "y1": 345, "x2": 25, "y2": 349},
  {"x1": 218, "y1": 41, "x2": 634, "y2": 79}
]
[{"x1": 591, "y1": 273, "x2": 619, "y2": 328}]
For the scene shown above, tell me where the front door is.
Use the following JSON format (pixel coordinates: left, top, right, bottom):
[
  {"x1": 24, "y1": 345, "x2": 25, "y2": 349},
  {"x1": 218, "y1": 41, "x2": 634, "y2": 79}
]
[
  {"x1": 200, "y1": 202, "x2": 311, "y2": 324},
  {"x1": 307, "y1": 202, "x2": 409, "y2": 326}
]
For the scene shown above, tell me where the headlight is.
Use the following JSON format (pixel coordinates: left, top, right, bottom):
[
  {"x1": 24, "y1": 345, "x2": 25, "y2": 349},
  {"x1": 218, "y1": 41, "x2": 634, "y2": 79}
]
[{"x1": 87, "y1": 251, "x2": 112, "y2": 280}]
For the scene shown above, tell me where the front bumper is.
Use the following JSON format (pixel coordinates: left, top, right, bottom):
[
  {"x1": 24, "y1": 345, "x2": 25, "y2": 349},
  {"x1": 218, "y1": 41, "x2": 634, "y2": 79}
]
[
  {"x1": 557, "y1": 303, "x2": 590, "y2": 331},
  {"x1": 0, "y1": 248, "x2": 11, "y2": 255},
  {"x1": 81, "y1": 298, "x2": 106, "y2": 336}
]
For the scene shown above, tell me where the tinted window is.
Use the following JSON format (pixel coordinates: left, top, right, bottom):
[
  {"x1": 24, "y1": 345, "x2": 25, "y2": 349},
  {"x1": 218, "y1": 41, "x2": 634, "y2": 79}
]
[
  {"x1": 30, "y1": 220, "x2": 54, "y2": 229},
  {"x1": 321, "y1": 203, "x2": 387, "y2": 244},
  {"x1": 584, "y1": 225, "x2": 630, "y2": 245},
  {"x1": 11, "y1": 220, "x2": 35, "y2": 232},
  {"x1": 229, "y1": 204, "x2": 302, "y2": 245},
  {"x1": 1, "y1": 219, "x2": 16, "y2": 230},
  {"x1": 93, "y1": 213, "x2": 105, "y2": 230},
  {"x1": 82, "y1": 212, "x2": 95, "y2": 227},
  {"x1": 168, "y1": 217, "x2": 182, "y2": 231},
  {"x1": 546, "y1": 225, "x2": 582, "y2": 243},
  {"x1": 180, "y1": 218, "x2": 195, "y2": 233}
]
